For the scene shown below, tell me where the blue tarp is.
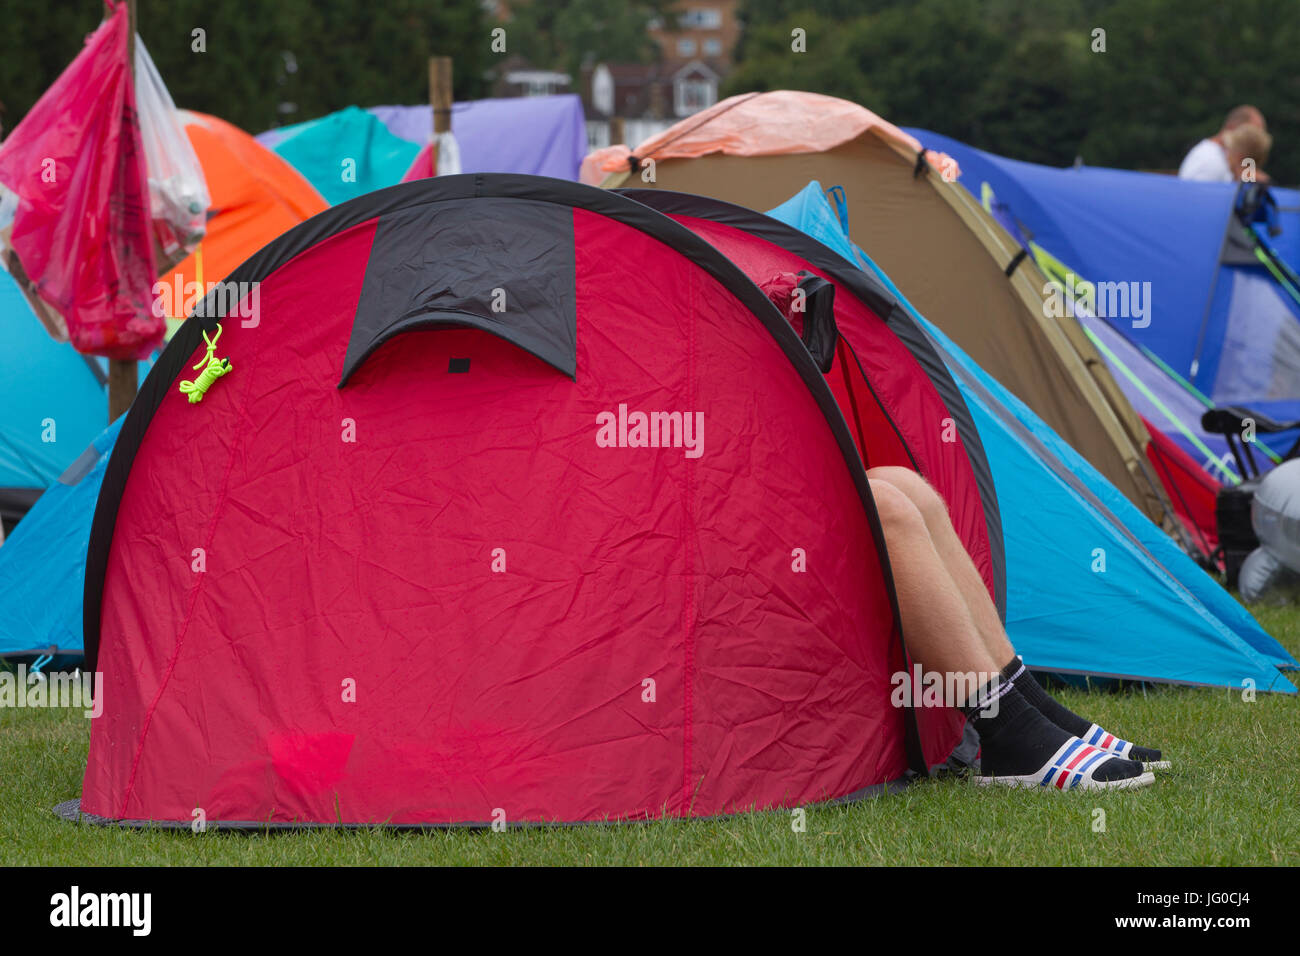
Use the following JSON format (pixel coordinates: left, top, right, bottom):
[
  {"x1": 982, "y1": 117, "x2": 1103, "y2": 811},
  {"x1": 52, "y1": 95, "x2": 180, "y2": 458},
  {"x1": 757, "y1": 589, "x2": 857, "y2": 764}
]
[
  {"x1": 0, "y1": 418, "x2": 120, "y2": 658},
  {"x1": 768, "y1": 181, "x2": 1297, "y2": 692}
]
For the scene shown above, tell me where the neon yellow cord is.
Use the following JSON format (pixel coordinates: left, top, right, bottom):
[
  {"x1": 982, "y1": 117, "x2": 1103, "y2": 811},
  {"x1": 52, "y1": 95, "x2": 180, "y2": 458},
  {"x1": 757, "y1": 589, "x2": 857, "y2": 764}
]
[{"x1": 178, "y1": 324, "x2": 232, "y2": 404}]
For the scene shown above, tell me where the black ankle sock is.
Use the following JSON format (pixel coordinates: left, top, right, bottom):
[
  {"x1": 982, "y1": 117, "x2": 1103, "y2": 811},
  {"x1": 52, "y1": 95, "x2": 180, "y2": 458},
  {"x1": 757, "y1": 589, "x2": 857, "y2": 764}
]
[
  {"x1": 1001, "y1": 655, "x2": 1092, "y2": 737},
  {"x1": 1001, "y1": 656, "x2": 1163, "y2": 763},
  {"x1": 969, "y1": 680, "x2": 1139, "y2": 781},
  {"x1": 968, "y1": 684, "x2": 1067, "y2": 776},
  {"x1": 1127, "y1": 743, "x2": 1163, "y2": 762}
]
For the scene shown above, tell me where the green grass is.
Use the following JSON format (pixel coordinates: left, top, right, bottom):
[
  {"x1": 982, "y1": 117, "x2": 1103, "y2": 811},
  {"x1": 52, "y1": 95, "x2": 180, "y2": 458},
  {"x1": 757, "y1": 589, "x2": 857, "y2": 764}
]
[{"x1": 3, "y1": 606, "x2": 1298, "y2": 866}]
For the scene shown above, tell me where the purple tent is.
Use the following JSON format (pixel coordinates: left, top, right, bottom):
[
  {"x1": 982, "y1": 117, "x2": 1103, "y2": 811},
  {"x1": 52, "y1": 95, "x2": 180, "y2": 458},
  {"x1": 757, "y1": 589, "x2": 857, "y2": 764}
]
[
  {"x1": 370, "y1": 94, "x2": 587, "y2": 181},
  {"x1": 259, "y1": 95, "x2": 588, "y2": 182}
]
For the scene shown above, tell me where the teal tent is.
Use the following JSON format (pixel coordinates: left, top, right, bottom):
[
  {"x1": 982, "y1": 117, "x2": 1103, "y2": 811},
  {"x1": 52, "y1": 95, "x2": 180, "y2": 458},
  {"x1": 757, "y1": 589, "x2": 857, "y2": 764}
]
[
  {"x1": 267, "y1": 106, "x2": 420, "y2": 206},
  {"x1": 0, "y1": 272, "x2": 110, "y2": 530}
]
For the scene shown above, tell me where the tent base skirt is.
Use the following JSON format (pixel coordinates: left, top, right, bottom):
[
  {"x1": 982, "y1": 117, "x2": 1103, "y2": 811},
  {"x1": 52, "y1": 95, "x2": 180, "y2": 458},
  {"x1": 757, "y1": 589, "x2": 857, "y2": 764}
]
[{"x1": 53, "y1": 778, "x2": 922, "y2": 831}]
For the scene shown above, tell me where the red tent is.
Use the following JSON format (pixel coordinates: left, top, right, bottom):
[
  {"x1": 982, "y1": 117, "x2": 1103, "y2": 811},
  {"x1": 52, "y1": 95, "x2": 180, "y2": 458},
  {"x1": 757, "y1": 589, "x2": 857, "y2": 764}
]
[
  {"x1": 68, "y1": 176, "x2": 1000, "y2": 827},
  {"x1": 619, "y1": 190, "x2": 1004, "y2": 616}
]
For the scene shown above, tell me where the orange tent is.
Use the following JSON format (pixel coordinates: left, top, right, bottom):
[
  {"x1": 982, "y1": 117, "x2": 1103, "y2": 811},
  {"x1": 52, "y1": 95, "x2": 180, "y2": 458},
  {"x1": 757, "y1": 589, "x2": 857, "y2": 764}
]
[{"x1": 165, "y1": 111, "x2": 326, "y2": 308}]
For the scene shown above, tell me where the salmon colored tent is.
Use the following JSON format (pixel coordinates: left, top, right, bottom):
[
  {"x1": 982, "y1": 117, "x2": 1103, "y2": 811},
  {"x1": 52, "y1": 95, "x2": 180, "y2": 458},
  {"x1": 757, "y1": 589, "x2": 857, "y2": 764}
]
[
  {"x1": 166, "y1": 112, "x2": 326, "y2": 301},
  {"x1": 580, "y1": 91, "x2": 958, "y2": 185}
]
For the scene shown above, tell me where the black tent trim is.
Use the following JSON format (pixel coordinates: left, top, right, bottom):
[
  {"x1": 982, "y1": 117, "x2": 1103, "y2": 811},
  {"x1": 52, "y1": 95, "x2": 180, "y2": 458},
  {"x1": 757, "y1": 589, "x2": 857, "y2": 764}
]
[
  {"x1": 81, "y1": 173, "x2": 931, "y2": 780},
  {"x1": 340, "y1": 197, "x2": 579, "y2": 385}
]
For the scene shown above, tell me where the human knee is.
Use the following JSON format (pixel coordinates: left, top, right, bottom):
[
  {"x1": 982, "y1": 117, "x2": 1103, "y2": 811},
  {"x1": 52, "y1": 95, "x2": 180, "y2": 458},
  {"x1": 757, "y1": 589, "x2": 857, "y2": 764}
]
[
  {"x1": 867, "y1": 466, "x2": 949, "y2": 527},
  {"x1": 869, "y1": 478, "x2": 928, "y2": 537}
]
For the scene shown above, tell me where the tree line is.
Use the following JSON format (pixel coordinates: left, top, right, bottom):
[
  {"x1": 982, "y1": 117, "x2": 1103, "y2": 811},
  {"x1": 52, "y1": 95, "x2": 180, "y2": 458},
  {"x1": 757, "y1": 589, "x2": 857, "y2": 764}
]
[{"x1": 3, "y1": 0, "x2": 1296, "y2": 184}]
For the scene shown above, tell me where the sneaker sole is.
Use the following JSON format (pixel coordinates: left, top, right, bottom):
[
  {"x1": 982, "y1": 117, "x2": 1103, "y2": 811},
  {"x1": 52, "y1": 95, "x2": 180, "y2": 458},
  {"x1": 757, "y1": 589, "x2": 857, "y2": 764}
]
[{"x1": 975, "y1": 770, "x2": 1156, "y2": 791}]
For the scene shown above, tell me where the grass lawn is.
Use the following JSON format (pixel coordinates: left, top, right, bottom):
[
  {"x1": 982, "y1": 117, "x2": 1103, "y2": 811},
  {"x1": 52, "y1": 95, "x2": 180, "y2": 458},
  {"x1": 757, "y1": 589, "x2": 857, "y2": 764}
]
[{"x1": 2, "y1": 603, "x2": 1297, "y2": 866}]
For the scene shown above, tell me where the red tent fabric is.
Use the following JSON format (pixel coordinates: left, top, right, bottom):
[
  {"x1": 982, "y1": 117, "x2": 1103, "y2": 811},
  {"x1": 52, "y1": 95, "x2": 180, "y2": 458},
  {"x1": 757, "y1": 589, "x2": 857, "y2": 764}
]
[
  {"x1": 617, "y1": 189, "x2": 1009, "y2": 770},
  {"x1": 625, "y1": 196, "x2": 1002, "y2": 609},
  {"x1": 70, "y1": 176, "x2": 998, "y2": 827},
  {"x1": 401, "y1": 142, "x2": 435, "y2": 181},
  {"x1": 1142, "y1": 415, "x2": 1221, "y2": 557},
  {"x1": 0, "y1": 2, "x2": 160, "y2": 359}
]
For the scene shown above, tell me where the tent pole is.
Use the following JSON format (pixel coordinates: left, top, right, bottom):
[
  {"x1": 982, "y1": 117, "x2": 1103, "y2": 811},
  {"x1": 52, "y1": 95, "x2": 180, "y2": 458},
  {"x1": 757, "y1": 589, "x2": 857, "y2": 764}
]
[
  {"x1": 429, "y1": 56, "x2": 452, "y2": 173},
  {"x1": 108, "y1": 0, "x2": 140, "y2": 421}
]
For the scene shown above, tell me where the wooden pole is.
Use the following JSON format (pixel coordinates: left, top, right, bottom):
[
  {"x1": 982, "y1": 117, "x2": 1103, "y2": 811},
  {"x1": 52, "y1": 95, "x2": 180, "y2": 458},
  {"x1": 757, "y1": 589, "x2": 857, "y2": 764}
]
[
  {"x1": 429, "y1": 56, "x2": 452, "y2": 173},
  {"x1": 109, "y1": 0, "x2": 140, "y2": 421}
]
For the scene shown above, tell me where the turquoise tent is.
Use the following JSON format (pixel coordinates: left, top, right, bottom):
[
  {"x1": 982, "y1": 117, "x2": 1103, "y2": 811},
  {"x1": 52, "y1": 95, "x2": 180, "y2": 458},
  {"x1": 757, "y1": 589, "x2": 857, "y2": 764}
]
[
  {"x1": 0, "y1": 272, "x2": 109, "y2": 530},
  {"x1": 768, "y1": 181, "x2": 1296, "y2": 692},
  {"x1": 267, "y1": 106, "x2": 420, "y2": 206},
  {"x1": 0, "y1": 418, "x2": 120, "y2": 661}
]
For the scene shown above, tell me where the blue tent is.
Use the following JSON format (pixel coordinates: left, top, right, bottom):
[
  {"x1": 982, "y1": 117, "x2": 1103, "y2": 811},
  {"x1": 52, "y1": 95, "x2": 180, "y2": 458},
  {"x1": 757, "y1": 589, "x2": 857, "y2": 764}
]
[
  {"x1": 0, "y1": 272, "x2": 110, "y2": 528},
  {"x1": 0, "y1": 418, "x2": 121, "y2": 660},
  {"x1": 907, "y1": 128, "x2": 1300, "y2": 478},
  {"x1": 768, "y1": 181, "x2": 1296, "y2": 692}
]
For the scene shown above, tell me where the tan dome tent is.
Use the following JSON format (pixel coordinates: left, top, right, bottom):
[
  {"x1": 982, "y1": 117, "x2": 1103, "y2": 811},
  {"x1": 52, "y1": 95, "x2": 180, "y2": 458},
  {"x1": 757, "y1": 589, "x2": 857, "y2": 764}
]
[{"x1": 590, "y1": 91, "x2": 1176, "y2": 532}]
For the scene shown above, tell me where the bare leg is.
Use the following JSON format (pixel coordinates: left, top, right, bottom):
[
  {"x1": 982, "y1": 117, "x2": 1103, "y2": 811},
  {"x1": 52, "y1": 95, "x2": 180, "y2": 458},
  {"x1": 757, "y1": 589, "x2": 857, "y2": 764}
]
[
  {"x1": 868, "y1": 478, "x2": 998, "y2": 706},
  {"x1": 868, "y1": 466, "x2": 1015, "y2": 668},
  {"x1": 870, "y1": 475, "x2": 1155, "y2": 786}
]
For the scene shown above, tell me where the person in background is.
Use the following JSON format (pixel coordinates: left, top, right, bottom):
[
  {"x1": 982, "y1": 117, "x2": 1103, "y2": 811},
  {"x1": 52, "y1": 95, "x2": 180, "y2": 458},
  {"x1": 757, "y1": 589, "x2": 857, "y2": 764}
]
[
  {"x1": 1179, "y1": 105, "x2": 1272, "y2": 183},
  {"x1": 1223, "y1": 124, "x2": 1273, "y2": 183}
]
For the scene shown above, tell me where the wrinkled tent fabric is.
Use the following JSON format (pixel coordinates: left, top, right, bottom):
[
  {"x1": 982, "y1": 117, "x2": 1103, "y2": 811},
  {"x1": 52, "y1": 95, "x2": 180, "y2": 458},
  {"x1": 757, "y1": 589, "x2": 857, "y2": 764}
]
[
  {"x1": 615, "y1": 187, "x2": 1005, "y2": 624},
  {"x1": 907, "y1": 128, "x2": 1300, "y2": 474},
  {"x1": 0, "y1": 418, "x2": 121, "y2": 659},
  {"x1": 601, "y1": 91, "x2": 1177, "y2": 539},
  {"x1": 765, "y1": 181, "x2": 1296, "y2": 689},
  {"x1": 0, "y1": 273, "x2": 108, "y2": 526},
  {"x1": 71, "y1": 174, "x2": 982, "y2": 828},
  {"x1": 168, "y1": 111, "x2": 327, "y2": 301}
]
